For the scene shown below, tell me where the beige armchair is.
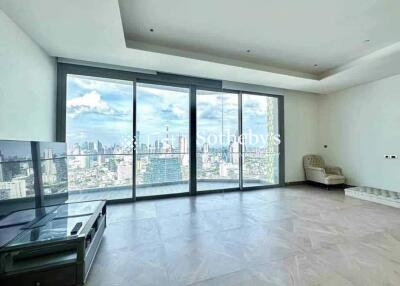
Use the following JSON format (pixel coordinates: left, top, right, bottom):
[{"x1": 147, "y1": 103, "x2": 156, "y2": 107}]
[{"x1": 303, "y1": 155, "x2": 345, "y2": 187}]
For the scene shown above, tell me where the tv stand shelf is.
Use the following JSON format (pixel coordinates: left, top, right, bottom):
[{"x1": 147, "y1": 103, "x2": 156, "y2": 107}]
[{"x1": 0, "y1": 200, "x2": 106, "y2": 286}]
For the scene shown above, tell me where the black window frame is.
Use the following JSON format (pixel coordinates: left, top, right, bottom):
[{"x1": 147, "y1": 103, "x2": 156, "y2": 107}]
[{"x1": 57, "y1": 63, "x2": 285, "y2": 203}]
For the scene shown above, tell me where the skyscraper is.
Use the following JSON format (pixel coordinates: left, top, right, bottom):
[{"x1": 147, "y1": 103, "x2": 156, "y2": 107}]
[
  {"x1": 143, "y1": 157, "x2": 182, "y2": 184},
  {"x1": 43, "y1": 149, "x2": 56, "y2": 175},
  {"x1": 178, "y1": 135, "x2": 188, "y2": 165},
  {"x1": 97, "y1": 140, "x2": 104, "y2": 154},
  {"x1": 0, "y1": 150, "x2": 4, "y2": 181},
  {"x1": 88, "y1": 141, "x2": 95, "y2": 151},
  {"x1": 136, "y1": 131, "x2": 140, "y2": 152}
]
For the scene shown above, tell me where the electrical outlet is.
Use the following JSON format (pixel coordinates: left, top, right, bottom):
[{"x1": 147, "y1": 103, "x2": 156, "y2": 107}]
[{"x1": 384, "y1": 155, "x2": 398, "y2": 159}]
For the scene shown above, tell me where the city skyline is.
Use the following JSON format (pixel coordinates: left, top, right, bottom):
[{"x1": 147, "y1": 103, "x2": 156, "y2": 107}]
[
  {"x1": 63, "y1": 75, "x2": 280, "y2": 196},
  {"x1": 66, "y1": 75, "x2": 278, "y2": 149}
]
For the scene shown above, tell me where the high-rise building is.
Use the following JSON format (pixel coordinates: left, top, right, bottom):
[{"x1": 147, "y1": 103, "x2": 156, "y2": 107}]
[
  {"x1": 161, "y1": 126, "x2": 173, "y2": 153},
  {"x1": 0, "y1": 150, "x2": 4, "y2": 181},
  {"x1": 154, "y1": 140, "x2": 162, "y2": 152},
  {"x1": 88, "y1": 141, "x2": 95, "y2": 151},
  {"x1": 229, "y1": 136, "x2": 240, "y2": 164},
  {"x1": 202, "y1": 143, "x2": 209, "y2": 153},
  {"x1": 178, "y1": 135, "x2": 188, "y2": 154},
  {"x1": 43, "y1": 149, "x2": 57, "y2": 178},
  {"x1": 117, "y1": 163, "x2": 132, "y2": 181},
  {"x1": 97, "y1": 140, "x2": 104, "y2": 154},
  {"x1": 0, "y1": 178, "x2": 27, "y2": 199},
  {"x1": 136, "y1": 131, "x2": 140, "y2": 152},
  {"x1": 72, "y1": 143, "x2": 81, "y2": 155},
  {"x1": 143, "y1": 157, "x2": 182, "y2": 184},
  {"x1": 10, "y1": 178, "x2": 27, "y2": 199}
]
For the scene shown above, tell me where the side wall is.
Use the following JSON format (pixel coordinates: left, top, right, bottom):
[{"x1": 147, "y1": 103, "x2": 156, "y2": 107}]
[
  {"x1": 284, "y1": 91, "x2": 320, "y2": 183},
  {"x1": 318, "y1": 74, "x2": 400, "y2": 191},
  {"x1": 0, "y1": 10, "x2": 56, "y2": 141}
]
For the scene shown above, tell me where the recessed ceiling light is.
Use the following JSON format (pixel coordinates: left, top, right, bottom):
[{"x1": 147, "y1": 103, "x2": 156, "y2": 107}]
[
  {"x1": 246, "y1": 49, "x2": 251, "y2": 53},
  {"x1": 149, "y1": 28, "x2": 154, "y2": 32}
]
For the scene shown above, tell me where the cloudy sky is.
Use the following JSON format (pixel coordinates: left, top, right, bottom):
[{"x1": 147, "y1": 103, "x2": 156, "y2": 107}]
[
  {"x1": 66, "y1": 75, "x2": 278, "y2": 150},
  {"x1": 66, "y1": 75, "x2": 133, "y2": 147}
]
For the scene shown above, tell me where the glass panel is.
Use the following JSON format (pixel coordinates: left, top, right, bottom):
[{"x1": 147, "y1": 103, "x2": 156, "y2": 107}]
[
  {"x1": 53, "y1": 201, "x2": 99, "y2": 218},
  {"x1": 136, "y1": 83, "x2": 190, "y2": 196},
  {"x1": 0, "y1": 206, "x2": 58, "y2": 247},
  {"x1": 196, "y1": 90, "x2": 239, "y2": 191},
  {"x1": 0, "y1": 161, "x2": 35, "y2": 200},
  {"x1": 8, "y1": 215, "x2": 92, "y2": 246},
  {"x1": 242, "y1": 94, "x2": 280, "y2": 187},
  {"x1": 0, "y1": 141, "x2": 36, "y2": 216},
  {"x1": 0, "y1": 206, "x2": 57, "y2": 228},
  {"x1": 66, "y1": 74, "x2": 133, "y2": 201},
  {"x1": 39, "y1": 142, "x2": 69, "y2": 206}
]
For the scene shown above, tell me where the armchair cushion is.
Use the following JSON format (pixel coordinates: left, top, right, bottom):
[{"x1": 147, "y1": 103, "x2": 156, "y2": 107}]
[
  {"x1": 325, "y1": 166, "x2": 342, "y2": 175},
  {"x1": 305, "y1": 166, "x2": 325, "y2": 172},
  {"x1": 325, "y1": 174, "x2": 345, "y2": 185}
]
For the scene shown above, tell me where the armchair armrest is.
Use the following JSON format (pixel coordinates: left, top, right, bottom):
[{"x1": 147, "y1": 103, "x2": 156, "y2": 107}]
[{"x1": 325, "y1": 166, "x2": 342, "y2": 175}]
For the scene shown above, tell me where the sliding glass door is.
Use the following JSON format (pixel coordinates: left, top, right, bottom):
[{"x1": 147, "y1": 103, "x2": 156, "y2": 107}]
[
  {"x1": 242, "y1": 93, "x2": 280, "y2": 187},
  {"x1": 196, "y1": 90, "x2": 240, "y2": 192},
  {"x1": 61, "y1": 64, "x2": 283, "y2": 202},
  {"x1": 135, "y1": 82, "x2": 190, "y2": 197},
  {"x1": 65, "y1": 74, "x2": 133, "y2": 201}
]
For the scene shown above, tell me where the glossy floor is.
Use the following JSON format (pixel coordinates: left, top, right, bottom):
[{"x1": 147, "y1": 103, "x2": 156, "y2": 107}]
[{"x1": 86, "y1": 185, "x2": 400, "y2": 286}]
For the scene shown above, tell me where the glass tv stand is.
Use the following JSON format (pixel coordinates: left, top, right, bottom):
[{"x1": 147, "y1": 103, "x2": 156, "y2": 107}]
[{"x1": 0, "y1": 200, "x2": 106, "y2": 286}]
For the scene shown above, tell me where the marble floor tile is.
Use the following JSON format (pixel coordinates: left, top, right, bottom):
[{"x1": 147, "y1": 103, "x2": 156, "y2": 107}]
[
  {"x1": 264, "y1": 217, "x2": 347, "y2": 251},
  {"x1": 107, "y1": 201, "x2": 157, "y2": 224},
  {"x1": 85, "y1": 185, "x2": 400, "y2": 286},
  {"x1": 87, "y1": 243, "x2": 170, "y2": 286},
  {"x1": 187, "y1": 269, "x2": 266, "y2": 286},
  {"x1": 156, "y1": 212, "x2": 214, "y2": 241},
  {"x1": 155, "y1": 197, "x2": 198, "y2": 217},
  {"x1": 217, "y1": 225, "x2": 304, "y2": 266},
  {"x1": 163, "y1": 233, "x2": 244, "y2": 286},
  {"x1": 242, "y1": 202, "x2": 295, "y2": 224},
  {"x1": 101, "y1": 218, "x2": 162, "y2": 251},
  {"x1": 201, "y1": 208, "x2": 257, "y2": 232}
]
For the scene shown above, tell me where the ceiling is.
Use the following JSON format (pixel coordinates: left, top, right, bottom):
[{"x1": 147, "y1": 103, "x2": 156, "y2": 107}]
[
  {"x1": 1, "y1": 0, "x2": 400, "y2": 94},
  {"x1": 120, "y1": 0, "x2": 400, "y2": 75}
]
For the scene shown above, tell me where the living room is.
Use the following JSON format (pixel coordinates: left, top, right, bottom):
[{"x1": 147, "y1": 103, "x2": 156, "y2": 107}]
[{"x1": 0, "y1": 1, "x2": 399, "y2": 285}]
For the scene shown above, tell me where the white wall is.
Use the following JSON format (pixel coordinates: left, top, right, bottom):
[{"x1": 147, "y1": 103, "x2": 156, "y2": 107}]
[
  {"x1": 0, "y1": 10, "x2": 56, "y2": 141},
  {"x1": 318, "y1": 75, "x2": 400, "y2": 191},
  {"x1": 284, "y1": 91, "x2": 320, "y2": 183}
]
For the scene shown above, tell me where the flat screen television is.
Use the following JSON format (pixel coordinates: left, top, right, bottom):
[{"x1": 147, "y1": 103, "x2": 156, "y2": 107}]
[{"x1": 0, "y1": 140, "x2": 68, "y2": 217}]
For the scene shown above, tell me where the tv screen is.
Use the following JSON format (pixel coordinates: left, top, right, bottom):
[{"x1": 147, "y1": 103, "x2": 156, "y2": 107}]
[
  {"x1": 0, "y1": 141, "x2": 36, "y2": 216},
  {"x1": 0, "y1": 140, "x2": 68, "y2": 217}
]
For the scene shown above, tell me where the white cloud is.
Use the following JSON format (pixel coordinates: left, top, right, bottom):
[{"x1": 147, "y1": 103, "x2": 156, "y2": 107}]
[
  {"x1": 68, "y1": 75, "x2": 132, "y2": 96},
  {"x1": 67, "y1": 91, "x2": 117, "y2": 117},
  {"x1": 171, "y1": 106, "x2": 185, "y2": 118}
]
